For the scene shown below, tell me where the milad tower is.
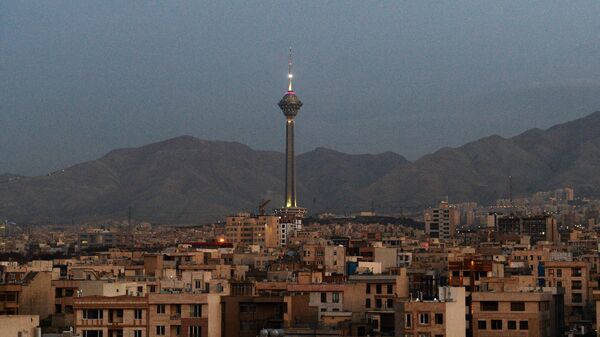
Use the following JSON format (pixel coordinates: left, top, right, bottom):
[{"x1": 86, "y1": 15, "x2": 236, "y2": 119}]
[{"x1": 275, "y1": 48, "x2": 307, "y2": 225}]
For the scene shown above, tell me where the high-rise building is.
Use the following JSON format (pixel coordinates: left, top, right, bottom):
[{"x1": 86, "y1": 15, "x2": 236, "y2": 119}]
[
  {"x1": 424, "y1": 201, "x2": 458, "y2": 240},
  {"x1": 224, "y1": 213, "x2": 279, "y2": 248},
  {"x1": 521, "y1": 215, "x2": 559, "y2": 244}
]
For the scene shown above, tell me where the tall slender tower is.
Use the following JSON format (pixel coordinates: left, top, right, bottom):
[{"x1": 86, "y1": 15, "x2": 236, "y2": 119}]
[{"x1": 277, "y1": 49, "x2": 306, "y2": 218}]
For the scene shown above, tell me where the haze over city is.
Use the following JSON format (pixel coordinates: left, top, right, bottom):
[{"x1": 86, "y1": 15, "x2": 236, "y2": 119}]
[{"x1": 3, "y1": 1, "x2": 600, "y2": 175}]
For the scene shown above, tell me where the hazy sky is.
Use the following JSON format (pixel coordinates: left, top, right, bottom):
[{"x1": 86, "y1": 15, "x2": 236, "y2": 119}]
[{"x1": 2, "y1": 1, "x2": 600, "y2": 175}]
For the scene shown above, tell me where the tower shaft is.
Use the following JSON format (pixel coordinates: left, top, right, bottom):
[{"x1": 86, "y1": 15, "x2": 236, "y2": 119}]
[
  {"x1": 277, "y1": 47, "x2": 304, "y2": 216},
  {"x1": 285, "y1": 118, "x2": 296, "y2": 208}
]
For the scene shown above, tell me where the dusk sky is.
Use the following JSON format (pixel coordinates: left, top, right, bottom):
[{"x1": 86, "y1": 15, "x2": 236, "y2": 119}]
[{"x1": 3, "y1": 1, "x2": 600, "y2": 175}]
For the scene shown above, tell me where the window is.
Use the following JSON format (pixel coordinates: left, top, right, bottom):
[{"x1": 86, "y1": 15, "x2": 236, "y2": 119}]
[
  {"x1": 189, "y1": 326, "x2": 201, "y2": 337},
  {"x1": 83, "y1": 309, "x2": 103, "y2": 320},
  {"x1": 175, "y1": 326, "x2": 181, "y2": 336},
  {"x1": 387, "y1": 284, "x2": 393, "y2": 294},
  {"x1": 134, "y1": 330, "x2": 142, "y2": 337},
  {"x1": 332, "y1": 292, "x2": 340, "y2": 303},
  {"x1": 519, "y1": 320, "x2": 528, "y2": 330},
  {"x1": 556, "y1": 269, "x2": 562, "y2": 277},
  {"x1": 557, "y1": 281, "x2": 563, "y2": 287},
  {"x1": 508, "y1": 320, "x2": 516, "y2": 330},
  {"x1": 190, "y1": 304, "x2": 202, "y2": 318},
  {"x1": 491, "y1": 320, "x2": 502, "y2": 330},
  {"x1": 365, "y1": 298, "x2": 371, "y2": 308},
  {"x1": 321, "y1": 292, "x2": 327, "y2": 303},
  {"x1": 156, "y1": 304, "x2": 165, "y2": 314},
  {"x1": 419, "y1": 313, "x2": 430, "y2": 325},
  {"x1": 376, "y1": 298, "x2": 382, "y2": 308},
  {"x1": 572, "y1": 280, "x2": 582, "y2": 290},
  {"x1": 477, "y1": 320, "x2": 487, "y2": 330},
  {"x1": 572, "y1": 268, "x2": 582, "y2": 277},
  {"x1": 134, "y1": 309, "x2": 142, "y2": 320},
  {"x1": 195, "y1": 280, "x2": 201, "y2": 289},
  {"x1": 156, "y1": 326, "x2": 165, "y2": 336},
  {"x1": 387, "y1": 298, "x2": 393, "y2": 309},
  {"x1": 240, "y1": 321, "x2": 256, "y2": 331},
  {"x1": 366, "y1": 284, "x2": 371, "y2": 294},
  {"x1": 376, "y1": 284, "x2": 382, "y2": 294},
  {"x1": 434, "y1": 313, "x2": 443, "y2": 324},
  {"x1": 240, "y1": 303, "x2": 256, "y2": 313},
  {"x1": 480, "y1": 301, "x2": 498, "y2": 311},
  {"x1": 510, "y1": 301, "x2": 525, "y2": 311},
  {"x1": 83, "y1": 331, "x2": 103, "y2": 337},
  {"x1": 572, "y1": 293, "x2": 583, "y2": 303},
  {"x1": 405, "y1": 313, "x2": 412, "y2": 328}
]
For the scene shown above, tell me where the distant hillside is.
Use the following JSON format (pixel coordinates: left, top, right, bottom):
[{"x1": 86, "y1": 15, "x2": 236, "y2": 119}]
[
  {"x1": 0, "y1": 173, "x2": 24, "y2": 182},
  {"x1": 1, "y1": 111, "x2": 600, "y2": 224},
  {"x1": 362, "y1": 111, "x2": 600, "y2": 212},
  {"x1": 0, "y1": 137, "x2": 406, "y2": 223}
]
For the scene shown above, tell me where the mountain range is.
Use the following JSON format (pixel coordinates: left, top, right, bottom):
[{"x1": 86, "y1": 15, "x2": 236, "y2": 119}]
[{"x1": 2, "y1": 111, "x2": 600, "y2": 224}]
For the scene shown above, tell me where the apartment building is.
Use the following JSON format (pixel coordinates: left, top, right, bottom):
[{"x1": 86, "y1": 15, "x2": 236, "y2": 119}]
[
  {"x1": 147, "y1": 293, "x2": 221, "y2": 337},
  {"x1": 73, "y1": 293, "x2": 222, "y2": 337},
  {"x1": 301, "y1": 243, "x2": 345, "y2": 275},
  {"x1": 52, "y1": 279, "x2": 79, "y2": 328},
  {"x1": 345, "y1": 273, "x2": 409, "y2": 335},
  {"x1": 471, "y1": 291, "x2": 554, "y2": 337},
  {"x1": 74, "y1": 295, "x2": 147, "y2": 337},
  {"x1": 424, "y1": 201, "x2": 459, "y2": 240},
  {"x1": 221, "y1": 295, "x2": 286, "y2": 337},
  {"x1": 225, "y1": 214, "x2": 279, "y2": 248},
  {"x1": 448, "y1": 259, "x2": 493, "y2": 292},
  {"x1": 0, "y1": 271, "x2": 54, "y2": 320},
  {"x1": 287, "y1": 283, "x2": 348, "y2": 321},
  {"x1": 541, "y1": 261, "x2": 589, "y2": 322},
  {"x1": 396, "y1": 287, "x2": 466, "y2": 337}
]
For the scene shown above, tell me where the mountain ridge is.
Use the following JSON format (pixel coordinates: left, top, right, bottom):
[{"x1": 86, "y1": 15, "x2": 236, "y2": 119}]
[{"x1": 1, "y1": 111, "x2": 600, "y2": 223}]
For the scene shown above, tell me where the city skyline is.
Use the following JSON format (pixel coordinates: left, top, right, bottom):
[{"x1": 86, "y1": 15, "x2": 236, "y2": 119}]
[{"x1": 3, "y1": 2, "x2": 600, "y2": 337}]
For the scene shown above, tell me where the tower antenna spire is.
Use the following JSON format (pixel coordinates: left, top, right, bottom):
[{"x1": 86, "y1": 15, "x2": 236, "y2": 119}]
[{"x1": 288, "y1": 47, "x2": 293, "y2": 92}]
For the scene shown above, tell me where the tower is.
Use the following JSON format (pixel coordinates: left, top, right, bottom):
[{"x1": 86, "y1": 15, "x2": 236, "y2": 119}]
[{"x1": 276, "y1": 48, "x2": 306, "y2": 223}]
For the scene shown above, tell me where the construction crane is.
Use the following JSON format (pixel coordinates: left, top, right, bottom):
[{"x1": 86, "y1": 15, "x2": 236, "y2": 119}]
[{"x1": 258, "y1": 199, "x2": 271, "y2": 215}]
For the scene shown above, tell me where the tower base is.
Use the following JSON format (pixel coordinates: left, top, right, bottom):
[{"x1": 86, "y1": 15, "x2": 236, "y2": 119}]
[{"x1": 274, "y1": 207, "x2": 307, "y2": 221}]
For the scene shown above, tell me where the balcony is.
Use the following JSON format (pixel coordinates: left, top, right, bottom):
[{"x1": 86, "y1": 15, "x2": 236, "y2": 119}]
[
  {"x1": 108, "y1": 317, "x2": 124, "y2": 324},
  {"x1": 80, "y1": 319, "x2": 104, "y2": 326}
]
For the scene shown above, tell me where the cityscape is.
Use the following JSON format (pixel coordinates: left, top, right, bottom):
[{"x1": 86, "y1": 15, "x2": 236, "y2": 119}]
[{"x1": 3, "y1": 2, "x2": 600, "y2": 337}]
